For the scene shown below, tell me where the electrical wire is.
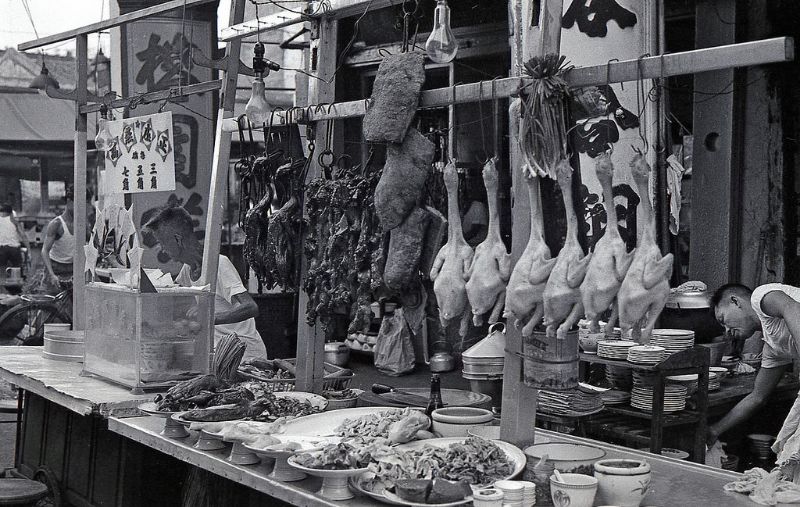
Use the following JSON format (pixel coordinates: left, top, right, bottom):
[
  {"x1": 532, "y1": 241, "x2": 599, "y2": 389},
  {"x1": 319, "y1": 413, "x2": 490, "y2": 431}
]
[{"x1": 20, "y1": 0, "x2": 39, "y2": 38}]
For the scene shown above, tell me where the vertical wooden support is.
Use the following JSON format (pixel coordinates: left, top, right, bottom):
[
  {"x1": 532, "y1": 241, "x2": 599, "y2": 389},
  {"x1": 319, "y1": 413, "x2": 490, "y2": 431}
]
[
  {"x1": 295, "y1": 17, "x2": 338, "y2": 393},
  {"x1": 39, "y1": 159, "x2": 49, "y2": 215},
  {"x1": 73, "y1": 34, "x2": 88, "y2": 330},
  {"x1": 500, "y1": 0, "x2": 562, "y2": 447},
  {"x1": 200, "y1": 0, "x2": 246, "y2": 293},
  {"x1": 689, "y1": 0, "x2": 740, "y2": 287}
]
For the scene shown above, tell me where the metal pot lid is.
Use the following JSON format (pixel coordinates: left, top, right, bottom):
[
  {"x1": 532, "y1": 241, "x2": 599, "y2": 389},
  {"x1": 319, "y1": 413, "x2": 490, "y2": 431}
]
[
  {"x1": 462, "y1": 323, "x2": 506, "y2": 359},
  {"x1": 667, "y1": 281, "x2": 711, "y2": 309}
]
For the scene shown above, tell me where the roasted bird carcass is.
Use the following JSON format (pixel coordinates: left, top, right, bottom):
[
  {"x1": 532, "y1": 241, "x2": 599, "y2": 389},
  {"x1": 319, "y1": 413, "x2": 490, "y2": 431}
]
[
  {"x1": 504, "y1": 166, "x2": 556, "y2": 336},
  {"x1": 430, "y1": 160, "x2": 474, "y2": 337},
  {"x1": 543, "y1": 159, "x2": 593, "y2": 339},
  {"x1": 581, "y1": 153, "x2": 635, "y2": 335},
  {"x1": 618, "y1": 152, "x2": 674, "y2": 343},
  {"x1": 465, "y1": 158, "x2": 512, "y2": 326}
]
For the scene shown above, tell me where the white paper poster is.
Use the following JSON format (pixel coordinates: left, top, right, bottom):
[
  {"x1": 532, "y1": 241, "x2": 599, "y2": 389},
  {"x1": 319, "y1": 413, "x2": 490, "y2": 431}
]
[{"x1": 104, "y1": 111, "x2": 176, "y2": 194}]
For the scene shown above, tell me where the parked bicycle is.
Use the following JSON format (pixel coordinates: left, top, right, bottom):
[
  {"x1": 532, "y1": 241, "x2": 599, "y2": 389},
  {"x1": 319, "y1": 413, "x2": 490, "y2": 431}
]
[{"x1": 0, "y1": 281, "x2": 72, "y2": 346}]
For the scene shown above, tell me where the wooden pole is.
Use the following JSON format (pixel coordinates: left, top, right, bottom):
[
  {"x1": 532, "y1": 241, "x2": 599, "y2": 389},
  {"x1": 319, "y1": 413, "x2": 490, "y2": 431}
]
[
  {"x1": 499, "y1": 0, "x2": 562, "y2": 448},
  {"x1": 295, "y1": 17, "x2": 338, "y2": 393},
  {"x1": 199, "y1": 0, "x2": 246, "y2": 292},
  {"x1": 73, "y1": 34, "x2": 88, "y2": 330}
]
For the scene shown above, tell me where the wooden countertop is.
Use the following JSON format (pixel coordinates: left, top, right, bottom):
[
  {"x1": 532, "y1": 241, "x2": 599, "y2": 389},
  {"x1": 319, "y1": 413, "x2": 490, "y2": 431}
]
[
  {"x1": 0, "y1": 347, "x2": 150, "y2": 417},
  {"x1": 109, "y1": 415, "x2": 752, "y2": 506}
]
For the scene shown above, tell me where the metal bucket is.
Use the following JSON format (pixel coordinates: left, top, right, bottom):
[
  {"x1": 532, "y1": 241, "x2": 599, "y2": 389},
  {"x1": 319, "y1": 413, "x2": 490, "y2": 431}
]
[{"x1": 522, "y1": 330, "x2": 578, "y2": 391}]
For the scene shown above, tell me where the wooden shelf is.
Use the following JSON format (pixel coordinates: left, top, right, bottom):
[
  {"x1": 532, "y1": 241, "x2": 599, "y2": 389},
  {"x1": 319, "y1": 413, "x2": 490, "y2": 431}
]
[{"x1": 603, "y1": 405, "x2": 702, "y2": 426}]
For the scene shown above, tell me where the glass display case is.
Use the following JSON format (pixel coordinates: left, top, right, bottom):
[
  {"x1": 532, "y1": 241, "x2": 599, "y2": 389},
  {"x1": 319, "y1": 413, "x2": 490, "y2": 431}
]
[{"x1": 83, "y1": 282, "x2": 213, "y2": 393}]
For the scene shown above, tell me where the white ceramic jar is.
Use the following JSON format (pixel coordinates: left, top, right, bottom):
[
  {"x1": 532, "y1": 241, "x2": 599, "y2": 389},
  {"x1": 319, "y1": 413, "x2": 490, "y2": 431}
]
[
  {"x1": 593, "y1": 458, "x2": 652, "y2": 507},
  {"x1": 473, "y1": 488, "x2": 504, "y2": 507}
]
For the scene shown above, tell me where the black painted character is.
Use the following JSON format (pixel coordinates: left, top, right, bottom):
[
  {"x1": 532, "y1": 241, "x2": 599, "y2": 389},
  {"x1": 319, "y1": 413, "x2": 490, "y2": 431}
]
[
  {"x1": 579, "y1": 182, "x2": 640, "y2": 252},
  {"x1": 121, "y1": 121, "x2": 137, "y2": 153},
  {"x1": 580, "y1": 185, "x2": 606, "y2": 250},
  {"x1": 140, "y1": 118, "x2": 156, "y2": 150},
  {"x1": 135, "y1": 33, "x2": 201, "y2": 92},
  {"x1": 155, "y1": 129, "x2": 173, "y2": 162},
  {"x1": 614, "y1": 183, "x2": 640, "y2": 251},
  {"x1": 599, "y1": 85, "x2": 639, "y2": 130},
  {"x1": 574, "y1": 119, "x2": 620, "y2": 157},
  {"x1": 563, "y1": 0, "x2": 637, "y2": 38},
  {"x1": 106, "y1": 137, "x2": 122, "y2": 167}
]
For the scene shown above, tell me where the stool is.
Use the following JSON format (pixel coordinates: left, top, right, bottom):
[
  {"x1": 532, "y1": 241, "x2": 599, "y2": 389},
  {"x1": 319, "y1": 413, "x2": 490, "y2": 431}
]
[{"x1": 0, "y1": 478, "x2": 48, "y2": 506}]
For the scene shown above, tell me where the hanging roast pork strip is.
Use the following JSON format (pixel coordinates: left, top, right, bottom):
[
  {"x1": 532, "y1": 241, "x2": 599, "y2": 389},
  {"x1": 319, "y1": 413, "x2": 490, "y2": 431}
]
[
  {"x1": 363, "y1": 52, "x2": 426, "y2": 143},
  {"x1": 374, "y1": 128, "x2": 435, "y2": 230}
]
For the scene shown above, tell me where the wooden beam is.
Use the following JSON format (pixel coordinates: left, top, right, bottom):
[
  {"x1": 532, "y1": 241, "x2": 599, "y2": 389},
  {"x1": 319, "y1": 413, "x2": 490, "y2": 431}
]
[
  {"x1": 79, "y1": 80, "x2": 223, "y2": 114},
  {"x1": 73, "y1": 34, "x2": 88, "y2": 330},
  {"x1": 295, "y1": 17, "x2": 338, "y2": 394},
  {"x1": 219, "y1": 0, "x2": 398, "y2": 42},
  {"x1": 220, "y1": 36, "x2": 794, "y2": 131},
  {"x1": 199, "y1": 0, "x2": 246, "y2": 293},
  {"x1": 18, "y1": 0, "x2": 217, "y2": 51}
]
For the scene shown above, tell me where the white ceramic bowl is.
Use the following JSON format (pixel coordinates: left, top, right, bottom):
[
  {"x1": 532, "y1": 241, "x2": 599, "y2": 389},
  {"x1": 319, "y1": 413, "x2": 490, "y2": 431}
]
[
  {"x1": 524, "y1": 443, "x2": 606, "y2": 474},
  {"x1": 593, "y1": 459, "x2": 651, "y2": 507},
  {"x1": 432, "y1": 407, "x2": 494, "y2": 437},
  {"x1": 550, "y1": 473, "x2": 598, "y2": 507}
]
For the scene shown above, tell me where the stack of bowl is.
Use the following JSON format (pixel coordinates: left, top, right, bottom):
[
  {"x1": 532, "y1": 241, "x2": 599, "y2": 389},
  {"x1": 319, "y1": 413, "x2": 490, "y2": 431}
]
[
  {"x1": 666, "y1": 374, "x2": 699, "y2": 397},
  {"x1": 431, "y1": 407, "x2": 494, "y2": 437},
  {"x1": 462, "y1": 324, "x2": 505, "y2": 407},
  {"x1": 748, "y1": 434, "x2": 775, "y2": 461}
]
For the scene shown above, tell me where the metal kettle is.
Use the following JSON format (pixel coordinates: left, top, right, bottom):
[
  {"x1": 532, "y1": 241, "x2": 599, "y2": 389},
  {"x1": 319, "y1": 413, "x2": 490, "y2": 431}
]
[{"x1": 429, "y1": 350, "x2": 455, "y2": 373}]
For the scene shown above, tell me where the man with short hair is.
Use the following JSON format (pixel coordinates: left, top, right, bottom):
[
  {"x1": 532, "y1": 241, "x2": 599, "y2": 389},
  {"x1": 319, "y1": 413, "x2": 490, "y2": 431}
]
[
  {"x1": 144, "y1": 206, "x2": 267, "y2": 362},
  {"x1": 42, "y1": 187, "x2": 75, "y2": 286},
  {"x1": 0, "y1": 203, "x2": 30, "y2": 278},
  {"x1": 707, "y1": 283, "x2": 800, "y2": 449}
]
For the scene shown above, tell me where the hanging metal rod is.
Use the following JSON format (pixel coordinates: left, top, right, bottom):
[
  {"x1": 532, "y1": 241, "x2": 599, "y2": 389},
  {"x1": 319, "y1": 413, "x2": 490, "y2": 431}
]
[
  {"x1": 222, "y1": 36, "x2": 794, "y2": 130},
  {"x1": 219, "y1": 0, "x2": 397, "y2": 42},
  {"x1": 18, "y1": 0, "x2": 217, "y2": 51},
  {"x1": 79, "y1": 80, "x2": 222, "y2": 114}
]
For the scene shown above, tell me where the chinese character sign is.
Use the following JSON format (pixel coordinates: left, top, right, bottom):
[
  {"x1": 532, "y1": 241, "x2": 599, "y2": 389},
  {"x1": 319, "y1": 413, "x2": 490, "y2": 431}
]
[{"x1": 104, "y1": 111, "x2": 176, "y2": 194}]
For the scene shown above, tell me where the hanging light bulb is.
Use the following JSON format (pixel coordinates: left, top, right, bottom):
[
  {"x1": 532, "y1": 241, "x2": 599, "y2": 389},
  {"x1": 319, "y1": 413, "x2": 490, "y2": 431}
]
[
  {"x1": 245, "y1": 42, "x2": 272, "y2": 127},
  {"x1": 94, "y1": 105, "x2": 113, "y2": 151},
  {"x1": 425, "y1": 0, "x2": 458, "y2": 64}
]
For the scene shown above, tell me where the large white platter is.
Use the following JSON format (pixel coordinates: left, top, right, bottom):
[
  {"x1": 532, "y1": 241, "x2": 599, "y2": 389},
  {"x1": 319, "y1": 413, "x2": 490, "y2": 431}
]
[{"x1": 277, "y1": 406, "x2": 410, "y2": 438}]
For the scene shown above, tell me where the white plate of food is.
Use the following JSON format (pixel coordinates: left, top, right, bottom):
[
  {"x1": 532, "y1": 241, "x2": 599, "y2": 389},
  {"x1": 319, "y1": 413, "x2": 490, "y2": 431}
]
[{"x1": 277, "y1": 406, "x2": 416, "y2": 438}]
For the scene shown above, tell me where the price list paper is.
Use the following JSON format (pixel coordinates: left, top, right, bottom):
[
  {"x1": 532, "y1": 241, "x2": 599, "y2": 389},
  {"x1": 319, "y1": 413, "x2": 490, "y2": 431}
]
[{"x1": 104, "y1": 111, "x2": 176, "y2": 194}]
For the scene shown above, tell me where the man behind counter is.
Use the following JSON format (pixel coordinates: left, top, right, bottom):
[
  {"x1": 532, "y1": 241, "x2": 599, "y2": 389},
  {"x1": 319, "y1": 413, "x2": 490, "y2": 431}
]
[
  {"x1": 707, "y1": 283, "x2": 800, "y2": 447},
  {"x1": 144, "y1": 206, "x2": 267, "y2": 362}
]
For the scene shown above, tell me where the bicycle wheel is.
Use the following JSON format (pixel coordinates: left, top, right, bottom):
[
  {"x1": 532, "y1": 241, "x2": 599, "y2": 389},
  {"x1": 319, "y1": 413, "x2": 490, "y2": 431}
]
[{"x1": 0, "y1": 302, "x2": 70, "y2": 346}]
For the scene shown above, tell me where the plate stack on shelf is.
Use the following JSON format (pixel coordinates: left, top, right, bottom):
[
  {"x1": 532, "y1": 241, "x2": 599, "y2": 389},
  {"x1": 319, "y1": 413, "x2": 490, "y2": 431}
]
[
  {"x1": 606, "y1": 366, "x2": 633, "y2": 390},
  {"x1": 599, "y1": 389, "x2": 631, "y2": 406},
  {"x1": 630, "y1": 384, "x2": 687, "y2": 412},
  {"x1": 650, "y1": 329, "x2": 695, "y2": 356},
  {"x1": 632, "y1": 370, "x2": 657, "y2": 387},
  {"x1": 538, "y1": 388, "x2": 604, "y2": 417},
  {"x1": 709, "y1": 371, "x2": 721, "y2": 391},
  {"x1": 666, "y1": 374, "x2": 699, "y2": 397},
  {"x1": 748, "y1": 434, "x2": 775, "y2": 461},
  {"x1": 598, "y1": 340, "x2": 637, "y2": 360},
  {"x1": 627, "y1": 345, "x2": 666, "y2": 365}
]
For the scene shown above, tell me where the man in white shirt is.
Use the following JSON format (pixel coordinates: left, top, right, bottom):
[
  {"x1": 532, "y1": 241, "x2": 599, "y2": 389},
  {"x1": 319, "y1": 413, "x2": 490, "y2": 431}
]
[
  {"x1": 707, "y1": 283, "x2": 800, "y2": 447},
  {"x1": 144, "y1": 206, "x2": 267, "y2": 362}
]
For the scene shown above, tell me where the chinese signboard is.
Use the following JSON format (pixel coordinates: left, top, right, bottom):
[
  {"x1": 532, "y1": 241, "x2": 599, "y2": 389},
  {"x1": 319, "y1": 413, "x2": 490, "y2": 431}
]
[{"x1": 104, "y1": 111, "x2": 176, "y2": 194}]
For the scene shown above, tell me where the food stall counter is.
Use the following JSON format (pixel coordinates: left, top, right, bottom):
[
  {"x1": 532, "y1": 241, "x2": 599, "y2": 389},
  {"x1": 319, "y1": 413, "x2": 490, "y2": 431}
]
[{"x1": 109, "y1": 413, "x2": 752, "y2": 507}]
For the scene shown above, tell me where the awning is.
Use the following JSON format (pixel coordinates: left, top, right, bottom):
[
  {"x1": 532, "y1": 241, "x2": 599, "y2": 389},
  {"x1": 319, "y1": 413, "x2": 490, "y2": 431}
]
[{"x1": 0, "y1": 88, "x2": 97, "y2": 142}]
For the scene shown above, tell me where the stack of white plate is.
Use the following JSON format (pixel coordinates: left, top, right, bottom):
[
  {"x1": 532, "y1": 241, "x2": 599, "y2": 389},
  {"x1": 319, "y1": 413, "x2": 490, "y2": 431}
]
[
  {"x1": 627, "y1": 345, "x2": 666, "y2": 365},
  {"x1": 632, "y1": 371, "x2": 656, "y2": 386},
  {"x1": 709, "y1": 372, "x2": 721, "y2": 391},
  {"x1": 666, "y1": 374, "x2": 699, "y2": 397},
  {"x1": 651, "y1": 329, "x2": 695, "y2": 355},
  {"x1": 600, "y1": 389, "x2": 631, "y2": 405},
  {"x1": 631, "y1": 384, "x2": 687, "y2": 412},
  {"x1": 606, "y1": 365, "x2": 633, "y2": 390},
  {"x1": 598, "y1": 340, "x2": 637, "y2": 360}
]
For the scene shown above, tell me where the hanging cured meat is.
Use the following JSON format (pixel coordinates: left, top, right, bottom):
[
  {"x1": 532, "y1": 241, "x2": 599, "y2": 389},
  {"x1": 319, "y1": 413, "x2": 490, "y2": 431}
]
[
  {"x1": 581, "y1": 153, "x2": 635, "y2": 335},
  {"x1": 430, "y1": 160, "x2": 474, "y2": 337},
  {"x1": 542, "y1": 159, "x2": 593, "y2": 339},
  {"x1": 617, "y1": 153, "x2": 674, "y2": 343},
  {"x1": 464, "y1": 158, "x2": 512, "y2": 327},
  {"x1": 374, "y1": 128, "x2": 435, "y2": 230},
  {"x1": 504, "y1": 167, "x2": 556, "y2": 337},
  {"x1": 363, "y1": 52, "x2": 426, "y2": 143},
  {"x1": 384, "y1": 207, "x2": 431, "y2": 291}
]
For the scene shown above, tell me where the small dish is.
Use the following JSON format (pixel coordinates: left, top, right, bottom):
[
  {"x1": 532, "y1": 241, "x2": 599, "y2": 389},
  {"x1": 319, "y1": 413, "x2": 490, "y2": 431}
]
[
  {"x1": 138, "y1": 402, "x2": 189, "y2": 439},
  {"x1": 287, "y1": 456, "x2": 369, "y2": 500}
]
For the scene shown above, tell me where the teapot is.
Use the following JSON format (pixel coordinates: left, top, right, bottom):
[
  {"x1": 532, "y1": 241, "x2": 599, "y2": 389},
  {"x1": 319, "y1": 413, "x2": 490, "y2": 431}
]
[
  {"x1": 429, "y1": 350, "x2": 455, "y2": 372},
  {"x1": 5, "y1": 267, "x2": 21, "y2": 280}
]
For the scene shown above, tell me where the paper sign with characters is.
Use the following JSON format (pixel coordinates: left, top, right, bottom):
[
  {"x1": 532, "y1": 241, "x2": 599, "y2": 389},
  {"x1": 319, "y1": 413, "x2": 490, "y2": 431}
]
[{"x1": 104, "y1": 111, "x2": 176, "y2": 194}]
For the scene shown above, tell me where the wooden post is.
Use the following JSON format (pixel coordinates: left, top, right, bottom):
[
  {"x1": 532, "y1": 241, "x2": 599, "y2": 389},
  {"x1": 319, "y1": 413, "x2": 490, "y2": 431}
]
[
  {"x1": 38, "y1": 159, "x2": 49, "y2": 215},
  {"x1": 295, "y1": 17, "x2": 338, "y2": 393},
  {"x1": 73, "y1": 34, "x2": 88, "y2": 330},
  {"x1": 199, "y1": 0, "x2": 245, "y2": 293},
  {"x1": 500, "y1": 0, "x2": 562, "y2": 447}
]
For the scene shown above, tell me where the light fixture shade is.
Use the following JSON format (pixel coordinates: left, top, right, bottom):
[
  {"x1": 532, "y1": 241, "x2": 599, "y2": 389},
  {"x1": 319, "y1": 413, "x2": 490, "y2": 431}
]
[
  {"x1": 94, "y1": 118, "x2": 112, "y2": 151},
  {"x1": 245, "y1": 75, "x2": 271, "y2": 127},
  {"x1": 29, "y1": 62, "x2": 60, "y2": 90},
  {"x1": 425, "y1": 0, "x2": 458, "y2": 64}
]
